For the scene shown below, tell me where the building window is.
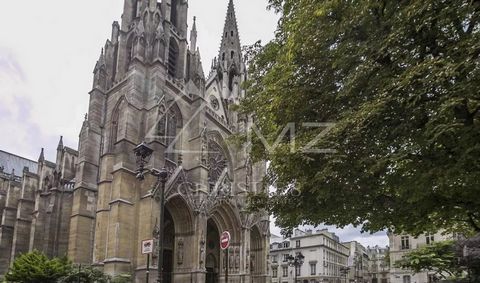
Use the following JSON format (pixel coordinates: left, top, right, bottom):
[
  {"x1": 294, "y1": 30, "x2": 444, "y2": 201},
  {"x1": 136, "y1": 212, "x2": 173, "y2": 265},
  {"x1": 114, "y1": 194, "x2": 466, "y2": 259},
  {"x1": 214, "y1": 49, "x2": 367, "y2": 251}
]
[
  {"x1": 168, "y1": 39, "x2": 179, "y2": 77},
  {"x1": 426, "y1": 234, "x2": 435, "y2": 245},
  {"x1": 310, "y1": 263, "x2": 316, "y2": 275},
  {"x1": 272, "y1": 255, "x2": 278, "y2": 263},
  {"x1": 156, "y1": 106, "x2": 178, "y2": 160},
  {"x1": 403, "y1": 275, "x2": 411, "y2": 283},
  {"x1": 283, "y1": 254, "x2": 289, "y2": 262},
  {"x1": 401, "y1": 236, "x2": 410, "y2": 250},
  {"x1": 283, "y1": 242, "x2": 290, "y2": 248},
  {"x1": 272, "y1": 267, "x2": 278, "y2": 277},
  {"x1": 295, "y1": 265, "x2": 301, "y2": 276},
  {"x1": 282, "y1": 266, "x2": 288, "y2": 277},
  {"x1": 296, "y1": 240, "x2": 301, "y2": 248}
]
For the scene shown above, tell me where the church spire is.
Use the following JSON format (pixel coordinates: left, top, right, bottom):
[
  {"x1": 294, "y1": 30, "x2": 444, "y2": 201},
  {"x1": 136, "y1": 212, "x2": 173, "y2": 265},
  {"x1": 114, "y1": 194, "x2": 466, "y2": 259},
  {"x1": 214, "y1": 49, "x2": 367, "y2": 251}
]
[
  {"x1": 190, "y1": 16, "x2": 198, "y2": 52},
  {"x1": 218, "y1": 0, "x2": 242, "y2": 70},
  {"x1": 57, "y1": 136, "x2": 64, "y2": 151},
  {"x1": 38, "y1": 148, "x2": 45, "y2": 163}
]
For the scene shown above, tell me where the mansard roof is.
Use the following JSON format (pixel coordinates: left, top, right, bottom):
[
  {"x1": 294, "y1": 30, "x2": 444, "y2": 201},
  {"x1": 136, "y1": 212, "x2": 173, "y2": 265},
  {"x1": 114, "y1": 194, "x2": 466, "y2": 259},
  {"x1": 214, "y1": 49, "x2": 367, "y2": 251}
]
[{"x1": 0, "y1": 150, "x2": 38, "y2": 177}]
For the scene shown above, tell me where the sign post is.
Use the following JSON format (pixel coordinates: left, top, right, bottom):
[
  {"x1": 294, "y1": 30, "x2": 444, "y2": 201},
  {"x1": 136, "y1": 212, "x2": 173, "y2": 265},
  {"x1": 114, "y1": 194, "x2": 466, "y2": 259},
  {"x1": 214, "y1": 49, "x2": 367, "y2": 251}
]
[
  {"x1": 142, "y1": 239, "x2": 154, "y2": 283},
  {"x1": 220, "y1": 231, "x2": 231, "y2": 283}
]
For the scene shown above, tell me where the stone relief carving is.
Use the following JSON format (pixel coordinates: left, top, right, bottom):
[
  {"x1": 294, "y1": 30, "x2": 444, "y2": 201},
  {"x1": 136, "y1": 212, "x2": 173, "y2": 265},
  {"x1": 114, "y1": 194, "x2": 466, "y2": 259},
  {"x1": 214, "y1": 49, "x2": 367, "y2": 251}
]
[
  {"x1": 235, "y1": 248, "x2": 240, "y2": 270},
  {"x1": 177, "y1": 238, "x2": 184, "y2": 265},
  {"x1": 200, "y1": 232, "x2": 206, "y2": 266}
]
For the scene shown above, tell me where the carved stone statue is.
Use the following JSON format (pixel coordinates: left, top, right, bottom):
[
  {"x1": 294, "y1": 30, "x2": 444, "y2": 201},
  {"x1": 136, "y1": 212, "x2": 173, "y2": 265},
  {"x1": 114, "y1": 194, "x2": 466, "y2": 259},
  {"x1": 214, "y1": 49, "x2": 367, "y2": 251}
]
[
  {"x1": 235, "y1": 248, "x2": 240, "y2": 270},
  {"x1": 199, "y1": 232, "x2": 206, "y2": 266},
  {"x1": 229, "y1": 247, "x2": 234, "y2": 269},
  {"x1": 177, "y1": 238, "x2": 184, "y2": 265}
]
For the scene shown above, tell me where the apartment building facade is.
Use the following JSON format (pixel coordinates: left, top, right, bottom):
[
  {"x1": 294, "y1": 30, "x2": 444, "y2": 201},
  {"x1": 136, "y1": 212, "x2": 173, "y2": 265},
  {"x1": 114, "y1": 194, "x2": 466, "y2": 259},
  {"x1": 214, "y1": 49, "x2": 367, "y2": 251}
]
[
  {"x1": 388, "y1": 232, "x2": 453, "y2": 283},
  {"x1": 270, "y1": 229, "x2": 350, "y2": 283},
  {"x1": 343, "y1": 241, "x2": 370, "y2": 283},
  {"x1": 367, "y1": 246, "x2": 390, "y2": 283}
]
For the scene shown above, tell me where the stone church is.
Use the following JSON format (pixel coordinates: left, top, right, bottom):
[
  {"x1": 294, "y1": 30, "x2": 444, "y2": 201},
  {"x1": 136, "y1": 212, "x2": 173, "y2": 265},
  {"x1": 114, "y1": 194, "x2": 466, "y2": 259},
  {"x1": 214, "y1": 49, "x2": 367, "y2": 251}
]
[{"x1": 0, "y1": 0, "x2": 269, "y2": 282}]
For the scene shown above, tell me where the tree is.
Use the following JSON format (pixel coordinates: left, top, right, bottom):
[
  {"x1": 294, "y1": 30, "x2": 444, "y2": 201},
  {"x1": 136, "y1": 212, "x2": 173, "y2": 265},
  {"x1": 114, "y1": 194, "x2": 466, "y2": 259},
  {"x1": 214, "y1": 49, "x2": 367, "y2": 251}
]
[
  {"x1": 59, "y1": 266, "x2": 111, "y2": 283},
  {"x1": 457, "y1": 234, "x2": 480, "y2": 281},
  {"x1": 242, "y1": 0, "x2": 480, "y2": 235},
  {"x1": 395, "y1": 241, "x2": 463, "y2": 280},
  {"x1": 4, "y1": 250, "x2": 71, "y2": 283}
]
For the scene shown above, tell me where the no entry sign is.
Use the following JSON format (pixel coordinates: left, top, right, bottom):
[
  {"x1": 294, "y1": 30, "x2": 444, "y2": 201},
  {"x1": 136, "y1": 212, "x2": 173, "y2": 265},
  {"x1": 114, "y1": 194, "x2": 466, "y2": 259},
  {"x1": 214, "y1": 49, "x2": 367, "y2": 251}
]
[{"x1": 220, "y1": 231, "x2": 231, "y2": 250}]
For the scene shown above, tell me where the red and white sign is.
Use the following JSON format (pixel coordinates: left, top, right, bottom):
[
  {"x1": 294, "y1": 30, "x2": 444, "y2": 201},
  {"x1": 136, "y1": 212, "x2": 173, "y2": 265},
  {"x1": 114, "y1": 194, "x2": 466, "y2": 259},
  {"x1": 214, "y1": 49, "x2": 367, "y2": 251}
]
[
  {"x1": 142, "y1": 239, "x2": 154, "y2": 254},
  {"x1": 220, "y1": 231, "x2": 231, "y2": 250}
]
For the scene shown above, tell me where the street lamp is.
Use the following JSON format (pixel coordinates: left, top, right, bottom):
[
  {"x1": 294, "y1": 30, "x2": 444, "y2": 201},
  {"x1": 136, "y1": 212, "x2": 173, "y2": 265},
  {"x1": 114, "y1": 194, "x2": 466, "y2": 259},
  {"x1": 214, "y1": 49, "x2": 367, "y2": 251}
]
[
  {"x1": 287, "y1": 252, "x2": 304, "y2": 283},
  {"x1": 134, "y1": 142, "x2": 169, "y2": 283},
  {"x1": 340, "y1": 266, "x2": 350, "y2": 283}
]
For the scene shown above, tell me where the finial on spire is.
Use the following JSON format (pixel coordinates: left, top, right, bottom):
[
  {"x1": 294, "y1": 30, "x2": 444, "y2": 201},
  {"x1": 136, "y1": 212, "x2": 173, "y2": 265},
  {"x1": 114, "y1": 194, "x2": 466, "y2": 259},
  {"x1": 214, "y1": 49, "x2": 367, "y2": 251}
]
[
  {"x1": 38, "y1": 148, "x2": 45, "y2": 162},
  {"x1": 190, "y1": 16, "x2": 198, "y2": 52},
  {"x1": 94, "y1": 48, "x2": 106, "y2": 73},
  {"x1": 57, "y1": 136, "x2": 64, "y2": 151}
]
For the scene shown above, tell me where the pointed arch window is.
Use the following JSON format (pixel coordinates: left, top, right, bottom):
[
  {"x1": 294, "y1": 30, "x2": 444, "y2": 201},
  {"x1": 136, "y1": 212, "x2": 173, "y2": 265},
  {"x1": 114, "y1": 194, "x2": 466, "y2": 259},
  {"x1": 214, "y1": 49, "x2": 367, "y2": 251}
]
[
  {"x1": 157, "y1": 106, "x2": 179, "y2": 161},
  {"x1": 168, "y1": 39, "x2": 179, "y2": 77},
  {"x1": 228, "y1": 69, "x2": 236, "y2": 91}
]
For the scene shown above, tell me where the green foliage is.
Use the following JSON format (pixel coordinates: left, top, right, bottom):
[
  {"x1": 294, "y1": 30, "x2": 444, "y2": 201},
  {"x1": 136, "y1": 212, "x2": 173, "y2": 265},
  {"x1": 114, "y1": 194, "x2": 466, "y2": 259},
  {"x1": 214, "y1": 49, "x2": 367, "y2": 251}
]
[
  {"x1": 457, "y1": 234, "x2": 480, "y2": 281},
  {"x1": 395, "y1": 241, "x2": 463, "y2": 279},
  {"x1": 111, "y1": 274, "x2": 132, "y2": 283},
  {"x1": 243, "y1": 0, "x2": 480, "y2": 235},
  {"x1": 4, "y1": 250, "x2": 71, "y2": 283},
  {"x1": 59, "y1": 266, "x2": 111, "y2": 283}
]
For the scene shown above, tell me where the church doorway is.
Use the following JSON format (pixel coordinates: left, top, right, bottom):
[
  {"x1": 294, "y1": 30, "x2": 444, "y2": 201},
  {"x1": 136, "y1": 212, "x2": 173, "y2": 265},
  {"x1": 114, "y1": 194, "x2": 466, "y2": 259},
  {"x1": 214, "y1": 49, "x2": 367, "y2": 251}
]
[
  {"x1": 205, "y1": 219, "x2": 220, "y2": 283},
  {"x1": 250, "y1": 226, "x2": 264, "y2": 283},
  {"x1": 161, "y1": 209, "x2": 175, "y2": 283}
]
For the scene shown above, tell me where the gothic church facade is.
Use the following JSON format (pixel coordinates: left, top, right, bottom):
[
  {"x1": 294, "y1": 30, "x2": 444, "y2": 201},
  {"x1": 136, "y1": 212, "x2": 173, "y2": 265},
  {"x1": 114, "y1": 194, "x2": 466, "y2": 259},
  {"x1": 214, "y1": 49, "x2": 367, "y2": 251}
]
[{"x1": 0, "y1": 1, "x2": 269, "y2": 282}]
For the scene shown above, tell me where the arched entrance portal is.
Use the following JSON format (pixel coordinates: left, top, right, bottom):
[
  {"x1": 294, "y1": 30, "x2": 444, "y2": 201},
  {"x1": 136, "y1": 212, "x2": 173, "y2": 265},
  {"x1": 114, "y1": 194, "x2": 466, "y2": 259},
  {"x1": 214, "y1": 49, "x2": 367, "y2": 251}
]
[
  {"x1": 250, "y1": 226, "x2": 264, "y2": 283},
  {"x1": 206, "y1": 219, "x2": 220, "y2": 283},
  {"x1": 162, "y1": 209, "x2": 175, "y2": 283}
]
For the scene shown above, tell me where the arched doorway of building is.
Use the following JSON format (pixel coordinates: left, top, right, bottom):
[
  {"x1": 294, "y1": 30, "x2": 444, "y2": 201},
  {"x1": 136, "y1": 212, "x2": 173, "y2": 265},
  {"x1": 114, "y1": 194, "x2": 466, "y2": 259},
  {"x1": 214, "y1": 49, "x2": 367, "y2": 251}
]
[
  {"x1": 206, "y1": 219, "x2": 220, "y2": 283},
  {"x1": 250, "y1": 225, "x2": 264, "y2": 282},
  {"x1": 161, "y1": 209, "x2": 175, "y2": 283}
]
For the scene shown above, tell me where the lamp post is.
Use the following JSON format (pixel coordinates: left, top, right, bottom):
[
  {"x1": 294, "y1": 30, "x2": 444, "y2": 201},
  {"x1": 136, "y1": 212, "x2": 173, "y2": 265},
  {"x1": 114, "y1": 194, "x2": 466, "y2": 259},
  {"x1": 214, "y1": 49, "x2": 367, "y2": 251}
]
[
  {"x1": 340, "y1": 266, "x2": 350, "y2": 283},
  {"x1": 134, "y1": 142, "x2": 169, "y2": 283},
  {"x1": 287, "y1": 252, "x2": 304, "y2": 283}
]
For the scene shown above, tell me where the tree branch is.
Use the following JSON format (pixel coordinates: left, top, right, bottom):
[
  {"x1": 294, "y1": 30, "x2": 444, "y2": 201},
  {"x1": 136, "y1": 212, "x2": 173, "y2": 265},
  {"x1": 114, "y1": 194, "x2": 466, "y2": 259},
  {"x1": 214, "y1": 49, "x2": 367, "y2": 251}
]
[{"x1": 467, "y1": 213, "x2": 480, "y2": 232}]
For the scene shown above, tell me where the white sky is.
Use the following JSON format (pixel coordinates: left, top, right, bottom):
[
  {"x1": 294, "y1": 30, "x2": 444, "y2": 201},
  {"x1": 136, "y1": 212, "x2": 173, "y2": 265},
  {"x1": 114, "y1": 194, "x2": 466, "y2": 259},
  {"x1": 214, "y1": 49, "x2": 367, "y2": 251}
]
[{"x1": 0, "y1": 0, "x2": 388, "y2": 248}]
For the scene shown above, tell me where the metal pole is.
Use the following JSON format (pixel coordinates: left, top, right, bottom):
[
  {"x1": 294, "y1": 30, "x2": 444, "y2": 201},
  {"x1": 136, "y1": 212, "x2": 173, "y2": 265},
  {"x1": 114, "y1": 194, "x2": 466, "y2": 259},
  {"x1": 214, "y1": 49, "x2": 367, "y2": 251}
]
[
  {"x1": 146, "y1": 254, "x2": 150, "y2": 283},
  {"x1": 77, "y1": 264, "x2": 81, "y2": 283},
  {"x1": 294, "y1": 262, "x2": 297, "y2": 283},
  {"x1": 225, "y1": 248, "x2": 229, "y2": 283},
  {"x1": 157, "y1": 179, "x2": 166, "y2": 283}
]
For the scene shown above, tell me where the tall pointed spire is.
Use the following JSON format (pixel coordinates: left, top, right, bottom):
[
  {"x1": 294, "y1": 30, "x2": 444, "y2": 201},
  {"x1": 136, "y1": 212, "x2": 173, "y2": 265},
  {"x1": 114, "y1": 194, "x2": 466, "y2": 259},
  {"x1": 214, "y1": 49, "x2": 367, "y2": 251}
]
[
  {"x1": 218, "y1": 0, "x2": 242, "y2": 70},
  {"x1": 38, "y1": 148, "x2": 45, "y2": 163},
  {"x1": 57, "y1": 136, "x2": 64, "y2": 151},
  {"x1": 190, "y1": 16, "x2": 198, "y2": 52}
]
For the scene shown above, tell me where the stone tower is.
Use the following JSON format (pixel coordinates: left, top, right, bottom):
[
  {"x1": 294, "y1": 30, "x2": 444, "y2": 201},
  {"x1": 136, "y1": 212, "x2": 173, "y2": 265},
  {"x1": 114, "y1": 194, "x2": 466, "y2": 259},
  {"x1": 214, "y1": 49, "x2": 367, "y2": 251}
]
[{"x1": 67, "y1": 0, "x2": 269, "y2": 282}]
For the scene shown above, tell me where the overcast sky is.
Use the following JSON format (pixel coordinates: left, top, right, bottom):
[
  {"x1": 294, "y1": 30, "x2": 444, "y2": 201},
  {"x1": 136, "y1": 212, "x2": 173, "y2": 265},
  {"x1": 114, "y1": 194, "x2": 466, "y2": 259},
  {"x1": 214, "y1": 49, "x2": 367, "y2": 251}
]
[{"x1": 0, "y1": 0, "x2": 388, "y2": 248}]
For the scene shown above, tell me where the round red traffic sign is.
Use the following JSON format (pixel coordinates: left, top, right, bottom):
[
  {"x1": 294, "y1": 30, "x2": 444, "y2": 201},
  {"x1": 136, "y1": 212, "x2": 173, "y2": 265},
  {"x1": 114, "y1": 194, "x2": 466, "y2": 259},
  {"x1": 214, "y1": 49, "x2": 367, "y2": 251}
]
[{"x1": 220, "y1": 231, "x2": 231, "y2": 250}]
